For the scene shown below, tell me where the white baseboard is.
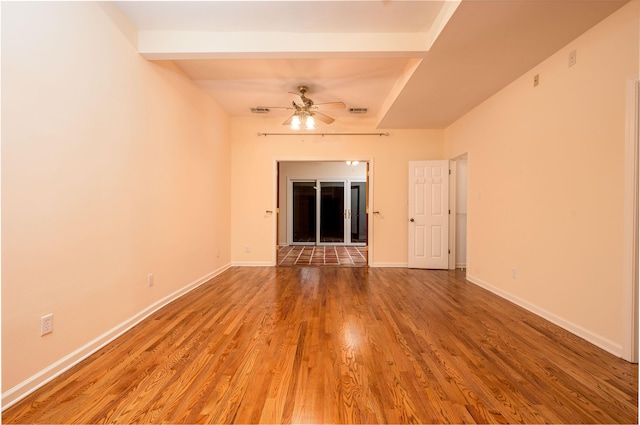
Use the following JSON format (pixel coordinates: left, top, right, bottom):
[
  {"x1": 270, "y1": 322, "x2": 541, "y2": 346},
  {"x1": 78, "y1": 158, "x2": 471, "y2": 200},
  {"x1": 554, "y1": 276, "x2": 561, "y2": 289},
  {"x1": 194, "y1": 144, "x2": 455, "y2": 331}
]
[
  {"x1": 2, "y1": 263, "x2": 231, "y2": 411},
  {"x1": 370, "y1": 262, "x2": 408, "y2": 268},
  {"x1": 231, "y1": 261, "x2": 274, "y2": 267},
  {"x1": 466, "y1": 274, "x2": 623, "y2": 358}
]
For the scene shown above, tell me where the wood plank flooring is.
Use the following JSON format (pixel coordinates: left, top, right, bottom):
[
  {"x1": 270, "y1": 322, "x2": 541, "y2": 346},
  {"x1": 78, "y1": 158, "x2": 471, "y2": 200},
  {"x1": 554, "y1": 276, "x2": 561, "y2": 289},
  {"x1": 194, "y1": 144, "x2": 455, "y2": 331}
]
[{"x1": 3, "y1": 267, "x2": 638, "y2": 424}]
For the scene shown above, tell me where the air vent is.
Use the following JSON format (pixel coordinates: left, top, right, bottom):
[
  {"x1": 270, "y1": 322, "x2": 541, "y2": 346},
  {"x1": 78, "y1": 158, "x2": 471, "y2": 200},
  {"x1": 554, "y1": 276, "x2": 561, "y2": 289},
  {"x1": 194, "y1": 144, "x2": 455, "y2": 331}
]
[
  {"x1": 349, "y1": 108, "x2": 368, "y2": 114},
  {"x1": 251, "y1": 107, "x2": 270, "y2": 114}
]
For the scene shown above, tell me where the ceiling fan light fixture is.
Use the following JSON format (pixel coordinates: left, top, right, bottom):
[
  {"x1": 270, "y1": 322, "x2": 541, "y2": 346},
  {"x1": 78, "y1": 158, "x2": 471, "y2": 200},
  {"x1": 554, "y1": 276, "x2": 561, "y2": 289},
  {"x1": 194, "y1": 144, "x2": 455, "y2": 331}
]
[
  {"x1": 290, "y1": 115, "x2": 301, "y2": 130},
  {"x1": 305, "y1": 115, "x2": 315, "y2": 130}
]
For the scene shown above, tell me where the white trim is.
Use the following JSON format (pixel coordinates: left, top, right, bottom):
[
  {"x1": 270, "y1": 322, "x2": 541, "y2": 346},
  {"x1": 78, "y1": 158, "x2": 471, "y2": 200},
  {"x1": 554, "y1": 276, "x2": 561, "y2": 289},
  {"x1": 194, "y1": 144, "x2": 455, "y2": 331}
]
[
  {"x1": 272, "y1": 159, "x2": 279, "y2": 266},
  {"x1": 466, "y1": 274, "x2": 623, "y2": 358},
  {"x1": 622, "y1": 74, "x2": 639, "y2": 363},
  {"x1": 2, "y1": 264, "x2": 232, "y2": 410},
  {"x1": 367, "y1": 160, "x2": 374, "y2": 267},
  {"x1": 230, "y1": 261, "x2": 274, "y2": 267},
  {"x1": 371, "y1": 262, "x2": 408, "y2": 268},
  {"x1": 448, "y1": 160, "x2": 457, "y2": 270}
]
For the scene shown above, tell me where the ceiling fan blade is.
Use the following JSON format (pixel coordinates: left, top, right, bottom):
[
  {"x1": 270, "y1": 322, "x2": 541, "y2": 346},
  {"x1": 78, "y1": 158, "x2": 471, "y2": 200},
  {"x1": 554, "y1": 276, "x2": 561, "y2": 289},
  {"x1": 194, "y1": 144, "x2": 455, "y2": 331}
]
[
  {"x1": 314, "y1": 112, "x2": 335, "y2": 124},
  {"x1": 256, "y1": 106, "x2": 293, "y2": 110},
  {"x1": 288, "y1": 92, "x2": 304, "y2": 105},
  {"x1": 314, "y1": 101, "x2": 346, "y2": 109},
  {"x1": 282, "y1": 114, "x2": 295, "y2": 126}
]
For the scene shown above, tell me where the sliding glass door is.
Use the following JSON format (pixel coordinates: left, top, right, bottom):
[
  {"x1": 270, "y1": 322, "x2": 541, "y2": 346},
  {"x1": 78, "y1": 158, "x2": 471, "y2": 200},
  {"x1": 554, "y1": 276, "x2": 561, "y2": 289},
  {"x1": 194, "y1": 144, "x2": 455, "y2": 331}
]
[
  {"x1": 319, "y1": 182, "x2": 345, "y2": 243},
  {"x1": 289, "y1": 179, "x2": 366, "y2": 245},
  {"x1": 350, "y1": 181, "x2": 367, "y2": 243},
  {"x1": 292, "y1": 181, "x2": 317, "y2": 244}
]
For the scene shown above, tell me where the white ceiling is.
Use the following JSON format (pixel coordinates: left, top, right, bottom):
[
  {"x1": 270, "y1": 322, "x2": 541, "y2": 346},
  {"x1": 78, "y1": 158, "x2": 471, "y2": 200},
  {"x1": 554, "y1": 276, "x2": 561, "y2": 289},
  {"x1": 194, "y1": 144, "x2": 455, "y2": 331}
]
[{"x1": 114, "y1": 0, "x2": 628, "y2": 129}]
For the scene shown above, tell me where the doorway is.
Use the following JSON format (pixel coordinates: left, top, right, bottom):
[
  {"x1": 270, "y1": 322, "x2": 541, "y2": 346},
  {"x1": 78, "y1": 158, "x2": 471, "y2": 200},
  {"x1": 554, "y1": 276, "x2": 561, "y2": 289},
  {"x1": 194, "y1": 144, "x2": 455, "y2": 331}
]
[
  {"x1": 449, "y1": 154, "x2": 468, "y2": 271},
  {"x1": 276, "y1": 160, "x2": 370, "y2": 267}
]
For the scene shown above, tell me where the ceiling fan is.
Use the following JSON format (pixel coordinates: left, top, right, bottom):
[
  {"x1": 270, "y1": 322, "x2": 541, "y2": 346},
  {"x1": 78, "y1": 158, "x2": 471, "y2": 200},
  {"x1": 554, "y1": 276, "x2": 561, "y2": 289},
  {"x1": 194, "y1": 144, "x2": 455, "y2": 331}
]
[{"x1": 258, "y1": 85, "x2": 346, "y2": 129}]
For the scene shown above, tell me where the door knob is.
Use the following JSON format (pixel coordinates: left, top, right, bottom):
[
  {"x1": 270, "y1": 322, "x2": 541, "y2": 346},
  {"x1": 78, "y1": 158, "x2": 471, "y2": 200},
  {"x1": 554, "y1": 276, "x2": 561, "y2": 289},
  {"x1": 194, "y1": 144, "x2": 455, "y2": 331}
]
[{"x1": 410, "y1": 218, "x2": 415, "y2": 222}]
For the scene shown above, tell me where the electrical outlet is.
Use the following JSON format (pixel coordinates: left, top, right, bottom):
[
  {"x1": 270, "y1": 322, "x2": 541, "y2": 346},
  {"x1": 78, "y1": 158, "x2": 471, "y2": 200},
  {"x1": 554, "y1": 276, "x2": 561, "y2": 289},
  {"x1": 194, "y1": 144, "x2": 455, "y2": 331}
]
[
  {"x1": 245, "y1": 246, "x2": 251, "y2": 253},
  {"x1": 217, "y1": 249, "x2": 221, "y2": 258},
  {"x1": 511, "y1": 268, "x2": 518, "y2": 279},
  {"x1": 40, "y1": 314, "x2": 53, "y2": 336},
  {"x1": 568, "y1": 49, "x2": 577, "y2": 67},
  {"x1": 147, "y1": 274, "x2": 154, "y2": 287}
]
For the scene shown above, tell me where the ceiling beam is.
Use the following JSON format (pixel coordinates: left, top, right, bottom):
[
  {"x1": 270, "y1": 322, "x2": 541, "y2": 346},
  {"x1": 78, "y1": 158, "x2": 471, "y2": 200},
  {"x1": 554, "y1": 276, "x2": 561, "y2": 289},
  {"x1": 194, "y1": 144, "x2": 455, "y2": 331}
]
[{"x1": 138, "y1": 31, "x2": 433, "y2": 60}]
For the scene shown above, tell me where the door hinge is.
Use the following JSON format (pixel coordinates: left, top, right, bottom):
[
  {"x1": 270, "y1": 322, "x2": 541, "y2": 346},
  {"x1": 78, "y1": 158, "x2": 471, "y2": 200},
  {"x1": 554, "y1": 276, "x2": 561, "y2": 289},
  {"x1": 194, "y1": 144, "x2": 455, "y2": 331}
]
[
  {"x1": 448, "y1": 209, "x2": 451, "y2": 215},
  {"x1": 449, "y1": 169, "x2": 451, "y2": 175},
  {"x1": 448, "y1": 249, "x2": 451, "y2": 254}
]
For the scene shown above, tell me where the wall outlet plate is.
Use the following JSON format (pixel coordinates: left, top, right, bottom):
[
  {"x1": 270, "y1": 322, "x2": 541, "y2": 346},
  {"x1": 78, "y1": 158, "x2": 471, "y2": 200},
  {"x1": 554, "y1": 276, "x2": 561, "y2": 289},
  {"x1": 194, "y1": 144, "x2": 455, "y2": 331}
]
[
  {"x1": 40, "y1": 314, "x2": 53, "y2": 336},
  {"x1": 569, "y1": 49, "x2": 577, "y2": 67}
]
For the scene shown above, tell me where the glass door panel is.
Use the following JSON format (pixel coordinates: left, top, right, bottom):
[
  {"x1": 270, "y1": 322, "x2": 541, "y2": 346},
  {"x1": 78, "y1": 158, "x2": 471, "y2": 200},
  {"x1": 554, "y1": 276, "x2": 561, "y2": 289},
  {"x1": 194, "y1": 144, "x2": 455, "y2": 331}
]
[
  {"x1": 292, "y1": 181, "x2": 316, "y2": 243},
  {"x1": 320, "y1": 182, "x2": 345, "y2": 243},
  {"x1": 350, "y1": 182, "x2": 367, "y2": 244}
]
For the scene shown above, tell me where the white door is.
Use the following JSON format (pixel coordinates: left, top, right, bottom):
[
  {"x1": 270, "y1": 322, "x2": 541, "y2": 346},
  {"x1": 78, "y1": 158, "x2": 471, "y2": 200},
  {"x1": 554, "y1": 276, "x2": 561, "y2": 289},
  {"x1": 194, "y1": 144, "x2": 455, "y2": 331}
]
[{"x1": 408, "y1": 161, "x2": 449, "y2": 269}]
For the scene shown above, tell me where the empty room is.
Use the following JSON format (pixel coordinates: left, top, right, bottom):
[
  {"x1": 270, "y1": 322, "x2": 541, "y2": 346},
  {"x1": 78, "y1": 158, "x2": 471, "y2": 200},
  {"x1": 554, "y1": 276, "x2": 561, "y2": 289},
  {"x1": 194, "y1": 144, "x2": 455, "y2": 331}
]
[{"x1": 2, "y1": 1, "x2": 638, "y2": 423}]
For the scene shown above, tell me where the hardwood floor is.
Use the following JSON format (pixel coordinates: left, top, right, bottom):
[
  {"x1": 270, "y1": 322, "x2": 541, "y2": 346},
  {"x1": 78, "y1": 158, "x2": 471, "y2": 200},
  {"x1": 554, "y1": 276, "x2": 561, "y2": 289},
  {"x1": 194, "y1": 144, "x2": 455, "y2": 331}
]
[{"x1": 3, "y1": 267, "x2": 638, "y2": 424}]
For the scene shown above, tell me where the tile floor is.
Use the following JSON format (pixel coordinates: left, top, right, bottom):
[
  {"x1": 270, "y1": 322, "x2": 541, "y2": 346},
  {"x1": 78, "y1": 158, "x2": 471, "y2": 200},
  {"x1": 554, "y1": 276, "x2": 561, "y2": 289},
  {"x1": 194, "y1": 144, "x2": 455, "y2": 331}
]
[{"x1": 277, "y1": 245, "x2": 367, "y2": 267}]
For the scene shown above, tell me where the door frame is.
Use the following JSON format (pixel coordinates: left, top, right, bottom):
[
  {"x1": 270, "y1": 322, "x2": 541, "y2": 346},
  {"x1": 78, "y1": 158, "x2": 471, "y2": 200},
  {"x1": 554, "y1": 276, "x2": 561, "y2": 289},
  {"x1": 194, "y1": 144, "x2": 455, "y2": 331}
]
[
  {"x1": 448, "y1": 153, "x2": 468, "y2": 270},
  {"x1": 622, "y1": 75, "x2": 639, "y2": 363},
  {"x1": 273, "y1": 158, "x2": 374, "y2": 266}
]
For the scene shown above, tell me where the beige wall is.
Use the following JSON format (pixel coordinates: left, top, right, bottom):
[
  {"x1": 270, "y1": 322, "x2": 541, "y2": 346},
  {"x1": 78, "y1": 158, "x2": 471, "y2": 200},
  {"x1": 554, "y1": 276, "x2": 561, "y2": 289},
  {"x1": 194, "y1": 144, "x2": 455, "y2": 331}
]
[
  {"x1": 2, "y1": 2, "x2": 231, "y2": 399},
  {"x1": 230, "y1": 118, "x2": 444, "y2": 266},
  {"x1": 444, "y1": 1, "x2": 639, "y2": 355}
]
